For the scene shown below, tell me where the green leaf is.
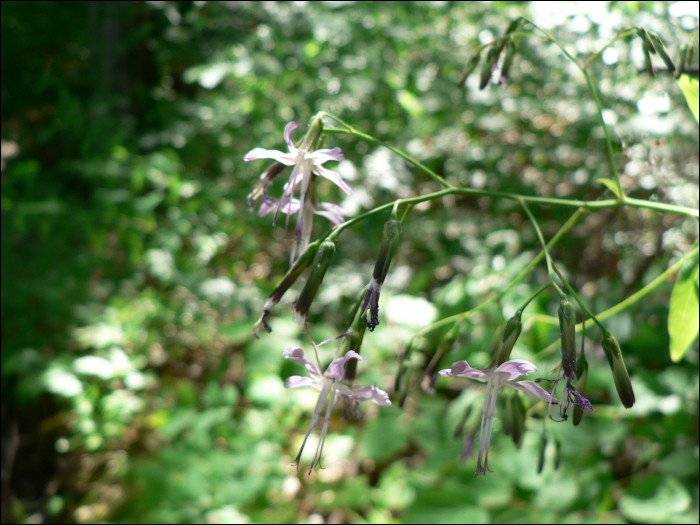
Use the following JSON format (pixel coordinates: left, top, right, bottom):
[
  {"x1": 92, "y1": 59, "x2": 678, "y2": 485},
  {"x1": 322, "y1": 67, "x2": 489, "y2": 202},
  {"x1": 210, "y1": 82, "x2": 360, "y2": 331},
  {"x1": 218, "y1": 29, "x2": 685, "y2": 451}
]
[
  {"x1": 668, "y1": 260, "x2": 699, "y2": 362},
  {"x1": 677, "y1": 74, "x2": 699, "y2": 123},
  {"x1": 596, "y1": 178, "x2": 622, "y2": 198},
  {"x1": 620, "y1": 475, "x2": 691, "y2": 523}
]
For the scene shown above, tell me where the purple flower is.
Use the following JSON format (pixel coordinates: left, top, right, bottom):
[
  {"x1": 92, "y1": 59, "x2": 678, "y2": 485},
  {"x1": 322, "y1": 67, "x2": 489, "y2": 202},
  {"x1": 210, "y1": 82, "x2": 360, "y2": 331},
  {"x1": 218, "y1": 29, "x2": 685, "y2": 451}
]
[
  {"x1": 259, "y1": 194, "x2": 346, "y2": 260},
  {"x1": 440, "y1": 359, "x2": 554, "y2": 476},
  {"x1": 244, "y1": 122, "x2": 351, "y2": 262},
  {"x1": 283, "y1": 346, "x2": 390, "y2": 474}
]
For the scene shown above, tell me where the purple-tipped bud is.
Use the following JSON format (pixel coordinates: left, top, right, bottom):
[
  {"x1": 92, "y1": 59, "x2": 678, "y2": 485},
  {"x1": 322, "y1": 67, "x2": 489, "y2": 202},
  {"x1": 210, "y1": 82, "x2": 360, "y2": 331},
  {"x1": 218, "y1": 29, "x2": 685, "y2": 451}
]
[
  {"x1": 602, "y1": 333, "x2": 635, "y2": 408},
  {"x1": 253, "y1": 240, "x2": 320, "y2": 337},
  {"x1": 557, "y1": 298, "x2": 577, "y2": 378},
  {"x1": 292, "y1": 238, "x2": 336, "y2": 326},
  {"x1": 573, "y1": 351, "x2": 589, "y2": 426},
  {"x1": 362, "y1": 218, "x2": 401, "y2": 331}
]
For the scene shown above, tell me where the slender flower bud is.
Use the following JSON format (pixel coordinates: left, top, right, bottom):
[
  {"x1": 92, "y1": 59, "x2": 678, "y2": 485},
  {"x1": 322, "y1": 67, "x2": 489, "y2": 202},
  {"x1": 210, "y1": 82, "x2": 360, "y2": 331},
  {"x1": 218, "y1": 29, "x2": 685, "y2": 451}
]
[
  {"x1": 495, "y1": 314, "x2": 522, "y2": 366},
  {"x1": 459, "y1": 52, "x2": 481, "y2": 86},
  {"x1": 573, "y1": 350, "x2": 589, "y2": 426},
  {"x1": 362, "y1": 218, "x2": 401, "y2": 331},
  {"x1": 637, "y1": 28, "x2": 657, "y2": 55},
  {"x1": 601, "y1": 333, "x2": 635, "y2": 408},
  {"x1": 675, "y1": 43, "x2": 689, "y2": 78},
  {"x1": 253, "y1": 240, "x2": 320, "y2": 337},
  {"x1": 554, "y1": 435, "x2": 562, "y2": 470},
  {"x1": 247, "y1": 161, "x2": 287, "y2": 209},
  {"x1": 643, "y1": 48, "x2": 656, "y2": 77},
  {"x1": 558, "y1": 297, "x2": 577, "y2": 378},
  {"x1": 648, "y1": 32, "x2": 675, "y2": 72},
  {"x1": 292, "y1": 238, "x2": 336, "y2": 326},
  {"x1": 499, "y1": 40, "x2": 516, "y2": 83},
  {"x1": 537, "y1": 433, "x2": 547, "y2": 474},
  {"x1": 479, "y1": 44, "x2": 502, "y2": 90}
]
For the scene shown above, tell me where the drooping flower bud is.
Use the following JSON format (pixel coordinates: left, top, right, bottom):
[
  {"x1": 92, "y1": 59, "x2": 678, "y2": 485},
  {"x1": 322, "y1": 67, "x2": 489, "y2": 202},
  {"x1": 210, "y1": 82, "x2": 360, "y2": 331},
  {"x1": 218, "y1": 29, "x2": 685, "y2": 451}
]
[
  {"x1": 362, "y1": 218, "x2": 401, "y2": 331},
  {"x1": 601, "y1": 333, "x2": 635, "y2": 408},
  {"x1": 554, "y1": 435, "x2": 562, "y2": 470},
  {"x1": 499, "y1": 40, "x2": 516, "y2": 83},
  {"x1": 292, "y1": 237, "x2": 336, "y2": 326},
  {"x1": 253, "y1": 240, "x2": 320, "y2": 337},
  {"x1": 423, "y1": 323, "x2": 460, "y2": 394},
  {"x1": 507, "y1": 392, "x2": 527, "y2": 448},
  {"x1": 573, "y1": 350, "x2": 589, "y2": 426},
  {"x1": 495, "y1": 314, "x2": 522, "y2": 366},
  {"x1": 648, "y1": 32, "x2": 675, "y2": 72},
  {"x1": 558, "y1": 297, "x2": 577, "y2": 378},
  {"x1": 537, "y1": 433, "x2": 548, "y2": 474},
  {"x1": 637, "y1": 28, "x2": 658, "y2": 55},
  {"x1": 459, "y1": 52, "x2": 481, "y2": 86},
  {"x1": 479, "y1": 44, "x2": 502, "y2": 90},
  {"x1": 247, "y1": 161, "x2": 288, "y2": 209}
]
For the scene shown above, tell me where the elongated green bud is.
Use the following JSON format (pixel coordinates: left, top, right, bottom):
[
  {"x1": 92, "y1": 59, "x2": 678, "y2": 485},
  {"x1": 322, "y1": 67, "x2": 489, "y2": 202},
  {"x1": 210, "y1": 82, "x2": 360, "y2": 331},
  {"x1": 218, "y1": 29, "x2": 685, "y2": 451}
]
[
  {"x1": 500, "y1": 40, "x2": 516, "y2": 82},
  {"x1": 423, "y1": 323, "x2": 459, "y2": 394},
  {"x1": 558, "y1": 298, "x2": 577, "y2": 378},
  {"x1": 504, "y1": 18, "x2": 521, "y2": 36},
  {"x1": 554, "y1": 436, "x2": 562, "y2": 470},
  {"x1": 508, "y1": 393, "x2": 526, "y2": 449},
  {"x1": 479, "y1": 44, "x2": 502, "y2": 90},
  {"x1": 362, "y1": 218, "x2": 401, "y2": 331},
  {"x1": 299, "y1": 114, "x2": 324, "y2": 152},
  {"x1": 343, "y1": 308, "x2": 368, "y2": 385},
  {"x1": 643, "y1": 48, "x2": 655, "y2": 76},
  {"x1": 573, "y1": 351, "x2": 589, "y2": 426},
  {"x1": 459, "y1": 52, "x2": 481, "y2": 86},
  {"x1": 602, "y1": 333, "x2": 635, "y2": 408},
  {"x1": 253, "y1": 240, "x2": 320, "y2": 337},
  {"x1": 496, "y1": 314, "x2": 522, "y2": 366},
  {"x1": 537, "y1": 434, "x2": 548, "y2": 474},
  {"x1": 637, "y1": 28, "x2": 657, "y2": 55},
  {"x1": 648, "y1": 32, "x2": 675, "y2": 72},
  {"x1": 292, "y1": 238, "x2": 336, "y2": 326}
]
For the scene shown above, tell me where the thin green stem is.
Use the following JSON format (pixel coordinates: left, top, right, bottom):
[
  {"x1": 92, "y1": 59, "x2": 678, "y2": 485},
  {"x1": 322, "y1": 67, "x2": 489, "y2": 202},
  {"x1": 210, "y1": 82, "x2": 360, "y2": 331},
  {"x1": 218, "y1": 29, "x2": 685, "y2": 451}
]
[
  {"x1": 520, "y1": 17, "x2": 624, "y2": 199},
  {"x1": 552, "y1": 263, "x2": 608, "y2": 334},
  {"x1": 520, "y1": 199, "x2": 566, "y2": 299},
  {"x1": 584, "y1": 28, "x2": 638, "y2": 70},
  {"x1": 322, "y1": 123, "x2": 451, "y2": 189},
  {"x1": 534, "y1": 245, "x2": 700, "y2": 360},
  {"x1": 517, "y1": 283, "x2": 551, "y2": 315}
]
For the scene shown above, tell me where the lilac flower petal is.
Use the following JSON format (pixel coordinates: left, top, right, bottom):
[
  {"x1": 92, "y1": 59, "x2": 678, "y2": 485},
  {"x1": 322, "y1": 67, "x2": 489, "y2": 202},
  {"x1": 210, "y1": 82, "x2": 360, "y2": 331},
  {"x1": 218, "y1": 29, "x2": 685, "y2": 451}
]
[
  {"x1": 244, "y1": 148, "x2": 296, "y2": 165},
  {"x1": 326, "y1": 351, "x2": 361, "y2": 380},
  {"x1": 284, "y1": 122, "x2": 302, "y2": 149},
  {"x1": 319, "y1": 202, "x2": 347, "y2": 216},
  {"x1": 438, "y1": 360, "x2": 489, "y2": 382},
  {"x1": 313, "y1": 165, "x2": 353, "y2": 195},
  {"x1": 283, "y1": 346, "x2": 322, "y2": 377},
  {"x1": 495, "y1": 359, "x2": 538, "y2": 381},
  {"x1": 342, "y1": 384, "x2": 391, "y2": 406},
  {"x1": 285, "y1": 376, "x2": 321, "y2": 390},
  {"x1": 315, "y1": 207, "x2": 346, "y2": 225},
  {"x1": 309, "y1": 147, "x2": 345, "y2": 164},
  {"x1": 509, "y1": 380, "x2": 554, "y2": 402},
  {"x1": 259, "y1": 196, "x2": 300, "y2": 217}
]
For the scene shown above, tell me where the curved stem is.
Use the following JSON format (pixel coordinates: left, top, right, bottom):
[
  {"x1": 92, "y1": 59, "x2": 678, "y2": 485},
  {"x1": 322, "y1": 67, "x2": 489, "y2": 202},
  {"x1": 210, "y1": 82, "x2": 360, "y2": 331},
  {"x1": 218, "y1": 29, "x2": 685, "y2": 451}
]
[
  {"x1": 534, "y1": 245, "x2": 700, "y2": 359},
  {"x1": 520, "y1": 17, "x2": 624, "y2": 199}
]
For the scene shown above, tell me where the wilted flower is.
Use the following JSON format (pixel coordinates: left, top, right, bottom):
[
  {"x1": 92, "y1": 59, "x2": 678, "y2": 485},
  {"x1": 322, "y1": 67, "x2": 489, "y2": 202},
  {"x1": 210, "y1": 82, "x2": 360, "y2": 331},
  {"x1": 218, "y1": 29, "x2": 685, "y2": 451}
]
[
  {"x1": 284, "y1": 346, "x2": 391, "y2": 474},
  {"x1": 440, "y1": 359, "x2": 554, "y2": 476},
  {"x1": 244, "y1": 119, "x2": 351, "y2": 262}
]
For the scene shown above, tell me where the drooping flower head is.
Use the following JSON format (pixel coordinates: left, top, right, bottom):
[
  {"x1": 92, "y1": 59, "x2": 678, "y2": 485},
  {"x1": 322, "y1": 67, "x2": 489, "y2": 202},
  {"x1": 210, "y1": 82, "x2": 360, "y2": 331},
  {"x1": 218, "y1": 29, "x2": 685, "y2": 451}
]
[
  {"x1": 284, "y1": 346, "x2": 390, "y2": 474},
  {"x1": 244, "y1": 118, "x2": 351, "y2": 263},
  {"x1": 439, "y1": 359, "x2": 554, "y2": 476}
]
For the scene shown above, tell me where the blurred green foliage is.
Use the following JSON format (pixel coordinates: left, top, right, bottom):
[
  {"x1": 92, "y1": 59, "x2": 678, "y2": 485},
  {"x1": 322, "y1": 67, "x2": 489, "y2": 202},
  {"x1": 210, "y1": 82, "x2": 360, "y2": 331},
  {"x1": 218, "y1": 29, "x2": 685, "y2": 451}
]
[{"x1": 1, "y1": 1, "x2": 698, "y2": 524}]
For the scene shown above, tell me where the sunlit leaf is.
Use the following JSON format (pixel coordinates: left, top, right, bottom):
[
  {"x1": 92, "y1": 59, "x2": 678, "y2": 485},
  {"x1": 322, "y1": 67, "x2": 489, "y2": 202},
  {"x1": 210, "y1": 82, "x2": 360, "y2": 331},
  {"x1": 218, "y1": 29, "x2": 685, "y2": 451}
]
[
  {"x1": 596, "y1": 177, "x2": 622, "y2": 198},
  {"x1": 677, "y1": 73, "x2": 700, "y2": 123},
  {"x1": 668, "y1": 260, "x2": 699, "y2": 361}
]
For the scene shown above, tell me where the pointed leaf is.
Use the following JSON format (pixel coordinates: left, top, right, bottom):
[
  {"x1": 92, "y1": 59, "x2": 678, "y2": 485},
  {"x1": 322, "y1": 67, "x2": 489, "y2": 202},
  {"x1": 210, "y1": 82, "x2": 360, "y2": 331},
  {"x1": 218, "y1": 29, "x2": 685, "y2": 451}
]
[
  {"x1": 669, "y1": 261, "x2": 699, "y2": 362},
  {"x1": 677, "y1": 74, "x2": 699, "y2": 123},
  {"x1": 596, "y1": 178, "x2": 622, "y2": 198}
]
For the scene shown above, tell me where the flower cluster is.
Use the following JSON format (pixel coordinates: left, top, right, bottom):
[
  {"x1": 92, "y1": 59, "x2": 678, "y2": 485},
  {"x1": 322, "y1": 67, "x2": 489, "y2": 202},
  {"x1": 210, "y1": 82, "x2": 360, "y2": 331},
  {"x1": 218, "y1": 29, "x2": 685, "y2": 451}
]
[{"x1": 244, "y1": 119, "x2": 351, "y2": 263}]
